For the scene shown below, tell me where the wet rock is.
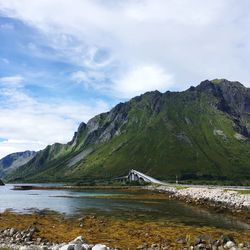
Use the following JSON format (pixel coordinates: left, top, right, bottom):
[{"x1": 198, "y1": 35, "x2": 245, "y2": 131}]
[
  {"x1": 176, "y1": 237, "x2": 186, "y2": 244},
  {"x1": 194, "y1": 235, "x2": 209, "y2": 245},
  {"x1": 238, "y1": 243, "x2": 244, "y2": 248},
  {"x1": 137, "y1": 244, "x2": 147, "y2": 250},
  {"x1": 221, "y1": 235, "x2": 235, "y2": 244},
  {"x1": 194, "y1": 243, "x2": 206, "y2": 249}
]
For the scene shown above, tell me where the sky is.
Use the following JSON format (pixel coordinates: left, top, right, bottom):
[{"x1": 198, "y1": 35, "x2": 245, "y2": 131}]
[{"x1": 0, "y1": 0, "x2": 250, "y2": 158}]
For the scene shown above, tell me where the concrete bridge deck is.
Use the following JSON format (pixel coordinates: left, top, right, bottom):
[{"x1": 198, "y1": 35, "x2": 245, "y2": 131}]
[{"x1": 115, "y1": 169, "x2": 165, "y2": 184}]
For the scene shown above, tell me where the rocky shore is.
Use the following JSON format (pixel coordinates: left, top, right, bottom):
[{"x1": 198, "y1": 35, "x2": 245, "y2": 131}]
[
  {"x1": 0, "y1": 228, "x2": 114, "y2": 250},
  {"x1": 145, "y1": 185, "x2": 250, "y2": 211},
  {"x1": 0, "y1": 187, "x2": 249, "y2": 250},
  {"x1": 0, "y1": 227, "x2": 249, "y2": 250}
]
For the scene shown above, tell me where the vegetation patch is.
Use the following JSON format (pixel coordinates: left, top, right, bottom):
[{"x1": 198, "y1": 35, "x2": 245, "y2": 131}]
[
  {"x1": 174, "y1": 185, "x2": 189, "y2": 190},
  {"x1": 0, "y1": 211, "x2": 249, "y2": 249},
  {"x1": 235, "y1": 189, "x2": 250, "y2": 195}
]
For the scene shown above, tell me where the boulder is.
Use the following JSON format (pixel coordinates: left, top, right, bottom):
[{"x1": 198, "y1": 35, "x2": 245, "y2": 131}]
[
  {"x1": 92, "y1": 244, "x2": 108, "y2": 250},
  {"x1": 82, "y1": 244, "x2": 92, "y2": 250},
  {"x1": 0, "y1": 179, "x2": 4, "y2": 185},
  {"x1": 224, "y1": 241, "x2": 236, "y2": 249},
  {"x1": 59, "y1": 244, "x2": 75, "y2": 250}
]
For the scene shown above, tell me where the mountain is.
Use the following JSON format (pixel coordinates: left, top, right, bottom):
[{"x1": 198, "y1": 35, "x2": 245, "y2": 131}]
[
  {"x1": 5, "y1": 79, "x2": 250, "y2": 184},
  {"x1": 0, "y1": 151, "x2": 36, "y2": 178}
]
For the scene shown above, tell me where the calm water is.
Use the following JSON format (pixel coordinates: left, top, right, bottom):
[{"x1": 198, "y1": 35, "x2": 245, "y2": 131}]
[{"x1": 0, "y1": 184, "x2": 249, "y2": 231}]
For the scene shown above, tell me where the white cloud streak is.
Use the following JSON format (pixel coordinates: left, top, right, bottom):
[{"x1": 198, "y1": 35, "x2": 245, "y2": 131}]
[
  {"x1": 0, "y1": 75, "x2": 24, "y2": 86},
  {"x1": 0, "y1": 76, "x2": 109, "y2": 158}
]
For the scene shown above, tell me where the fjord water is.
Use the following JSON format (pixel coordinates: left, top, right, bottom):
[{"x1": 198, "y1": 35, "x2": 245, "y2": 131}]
[{"x1": 0, "y1": 184, "x2": 249, "y2": 231}]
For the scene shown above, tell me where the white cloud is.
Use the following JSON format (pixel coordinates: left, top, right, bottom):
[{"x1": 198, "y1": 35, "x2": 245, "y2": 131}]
[
  {"x1": 71, "y1": 70, "x2": 107, "y2": 90},
  {"x1": 71, "y1": 71, "x2": 88, "y2": 83},
  {"x1": 1, "y1": 0, "x2": 250, "y2": 157},
  {"x1": 0, "y1": 76, "x2": 109, "y2": 158},
  {"x1": 2, "y1": 0, "x2": 250, "y2": 92},
  {"x1": 0, "y1": 139, "x2": 45, "y2": 159},
  {"x1": 113, "y1": 64, "x2": 174, "y2": 98},
  {"x1": 0, "y1": 75, "x2": 24, "y2": 86}
]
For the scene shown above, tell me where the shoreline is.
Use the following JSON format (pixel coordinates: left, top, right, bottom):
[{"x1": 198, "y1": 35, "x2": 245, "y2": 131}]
[
  {"x1": 2, "y1": 183, "x2": 250, "y2": 249},
  {"x1": 144, "y1": 184, "x2": 250, "y2": 224},
  {"x1": 145, "y1": 185, "x2": 250, "y2": 210},
  {"x1": 9, "y1": 183, "x2": 250, "y2": 223}
]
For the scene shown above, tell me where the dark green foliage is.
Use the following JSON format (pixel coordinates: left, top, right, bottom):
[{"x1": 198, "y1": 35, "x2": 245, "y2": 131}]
[{"x1": 5, "y1": 79, "x2": 250, "y2": 184}]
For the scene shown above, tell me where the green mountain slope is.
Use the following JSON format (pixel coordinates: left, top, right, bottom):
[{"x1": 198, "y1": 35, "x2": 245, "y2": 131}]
[{"x1": 6, "y1": 79, "x2": 250, "y2": 183}]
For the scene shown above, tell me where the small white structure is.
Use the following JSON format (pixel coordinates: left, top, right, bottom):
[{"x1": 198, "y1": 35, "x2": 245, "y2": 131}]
[{"x1": 115, "y1": 169, "x2": 164, "y2": 184}]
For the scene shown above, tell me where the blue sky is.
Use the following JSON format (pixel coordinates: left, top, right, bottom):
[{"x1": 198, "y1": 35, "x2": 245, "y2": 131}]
[{"x1": 0, "y1": 0, "x2": 250, "y2": 158}]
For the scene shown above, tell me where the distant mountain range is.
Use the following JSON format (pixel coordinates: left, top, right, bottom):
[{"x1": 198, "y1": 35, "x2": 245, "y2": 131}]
[
  {"x1": 0, "y1": 151, "x2": 36, "y2": 178},
  {"x1": 2, "y1": 79, "x2": 250, "y2": 184}
]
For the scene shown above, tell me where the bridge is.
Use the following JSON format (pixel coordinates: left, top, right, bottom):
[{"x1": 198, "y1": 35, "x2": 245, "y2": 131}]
[{"x1": 115, "y1": 169, "x2": 165, "y2": 184}]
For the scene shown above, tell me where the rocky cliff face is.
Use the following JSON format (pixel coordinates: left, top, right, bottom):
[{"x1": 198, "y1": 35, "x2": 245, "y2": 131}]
[
  {"x1": 5, "y1": 79, "x2": 250, "y2": 183},
  {"x1": 197, "y1": 79, "x2": 250, "y2": 137},
  {"x1": 0, "y1": 151, "x2": 36, "y2": 178}
]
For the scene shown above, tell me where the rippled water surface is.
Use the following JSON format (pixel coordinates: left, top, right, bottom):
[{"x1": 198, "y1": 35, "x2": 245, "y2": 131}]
[{"x1": 0, "y1": 184, "x2": 249, "y2": 231}]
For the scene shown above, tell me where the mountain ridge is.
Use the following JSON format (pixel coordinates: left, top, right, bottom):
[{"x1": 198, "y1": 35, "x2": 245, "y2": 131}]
[
  {"x1": 4, "y1": 79, "x2": 250, "y2": 184},
  {"x1": 0, "y1": 151, "x2": 36, "y2": 178}
]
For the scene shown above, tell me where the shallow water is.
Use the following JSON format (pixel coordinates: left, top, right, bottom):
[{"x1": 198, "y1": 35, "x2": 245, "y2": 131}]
[{"x1": 0, "y1": 184, "x2": 249, "y2": 231}]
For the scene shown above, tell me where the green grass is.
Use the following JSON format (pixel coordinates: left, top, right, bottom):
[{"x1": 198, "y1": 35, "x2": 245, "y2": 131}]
[
  {"x1": 224, "y1": 189, "x2": 250, "y2": 195},
  {"x1": 235, "y1": 189, "x2": 250, "y2": 195},
  {"x1": 175, "y1": 185, "x2": 189, "y2": 190}
]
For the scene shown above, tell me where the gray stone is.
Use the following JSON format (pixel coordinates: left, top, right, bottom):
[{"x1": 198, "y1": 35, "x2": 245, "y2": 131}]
[
  {"x1": 59, "y1": 244, "x2": 75, "y2": 250},
  {"x1": 51, "y1": 246, "x2": 60, "y2": 250},
  {"x1": 74, "y1": 244, "x2": 84, "y2": 250},
  {"x1": 85, "y1": 244, "x2": 94, "y2": 250},
  {"x1": 238, "y1": 243, "x2": 244, "y2": 248},
  {"x1": 10, "y1": 228, "x2": 17, "y2": 237},
  {"x1": 70, "y1": 236, "x2": 85, "y2": 244},
  {"x1": 92, "y1": 244, "x2": 108, "y2": 250},
  {"x1": 224, "y1": 241, "x2": 236, "y2": 249}
]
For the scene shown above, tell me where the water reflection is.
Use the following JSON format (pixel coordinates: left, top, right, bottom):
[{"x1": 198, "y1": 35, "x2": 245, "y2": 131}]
[{"x1": 0, "y1": 184, "x2": 249, "y2": 231}]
